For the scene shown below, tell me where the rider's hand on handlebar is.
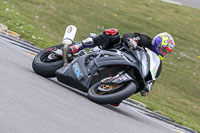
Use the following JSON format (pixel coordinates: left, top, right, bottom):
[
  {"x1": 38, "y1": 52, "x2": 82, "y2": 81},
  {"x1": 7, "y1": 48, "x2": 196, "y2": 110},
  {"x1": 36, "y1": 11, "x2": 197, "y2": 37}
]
[
  {"x1": 140, "y1": 81, "x2": 153, "y2": 96},
  {"x1": 126, "y1": 37, "x2": 138, "y2": 49},
  {"x1": 140, "y1": 91, "x2": 149, "y2": 96}
]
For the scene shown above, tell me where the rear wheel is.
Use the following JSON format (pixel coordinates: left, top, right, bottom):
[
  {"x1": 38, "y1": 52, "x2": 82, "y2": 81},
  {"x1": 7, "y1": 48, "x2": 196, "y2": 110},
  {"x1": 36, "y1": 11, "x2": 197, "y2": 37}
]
[
  {"x1": 32, "y1": 44, "x2": 63, "y2": 78},
  {"x1": 88, "y1": 79, "x2": 137, "y2": 104}
]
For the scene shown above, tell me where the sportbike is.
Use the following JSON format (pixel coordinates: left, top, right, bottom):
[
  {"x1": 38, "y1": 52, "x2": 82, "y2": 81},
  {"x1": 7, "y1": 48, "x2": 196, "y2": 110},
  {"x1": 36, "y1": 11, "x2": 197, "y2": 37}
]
[{"x1": 32, "y1": 25, "x2": 160, "y2": 104}]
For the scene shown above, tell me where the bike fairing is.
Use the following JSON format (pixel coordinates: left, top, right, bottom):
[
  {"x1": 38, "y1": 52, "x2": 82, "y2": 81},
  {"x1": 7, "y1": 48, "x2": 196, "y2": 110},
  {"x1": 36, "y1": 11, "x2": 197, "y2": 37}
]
[{"x1": 57, "y1": 44, "x2": 158, "y2": 91}]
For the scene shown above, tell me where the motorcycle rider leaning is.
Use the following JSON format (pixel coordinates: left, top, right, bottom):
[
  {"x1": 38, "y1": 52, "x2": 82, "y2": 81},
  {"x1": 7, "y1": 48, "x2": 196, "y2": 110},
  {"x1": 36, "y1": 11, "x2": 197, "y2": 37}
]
[{"x1": 68, "y1": 28, "x2": 175, "y2": 97}]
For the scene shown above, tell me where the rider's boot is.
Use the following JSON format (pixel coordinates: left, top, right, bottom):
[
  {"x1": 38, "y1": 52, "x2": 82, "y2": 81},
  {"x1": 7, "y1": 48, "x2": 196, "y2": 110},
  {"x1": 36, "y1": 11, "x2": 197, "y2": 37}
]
[
  {"x1": 62, "y1": 43, "x2": 81, "y2": 66},
  {"x1": 63, "y1": 37, "x2": 94, "y2": 66},
  {"x1": 63, "y1": 43, "x2": 86, "y2": 66},
  {"x1": 69, "y1": 44, "x2": 80, "y2": 54},
  {"x1": 68, "y1": 37, "x2": 94, "y2": 54}
]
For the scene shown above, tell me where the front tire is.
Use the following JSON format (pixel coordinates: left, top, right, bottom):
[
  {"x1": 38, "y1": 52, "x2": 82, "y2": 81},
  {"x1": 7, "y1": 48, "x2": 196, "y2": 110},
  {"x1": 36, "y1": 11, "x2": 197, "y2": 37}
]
[
  {"x1": 32, "y1": 44, "x2": 64, "y2": 78},
  {"x1": 88, "y1": 81, "x2": 137, "y2": 104}
]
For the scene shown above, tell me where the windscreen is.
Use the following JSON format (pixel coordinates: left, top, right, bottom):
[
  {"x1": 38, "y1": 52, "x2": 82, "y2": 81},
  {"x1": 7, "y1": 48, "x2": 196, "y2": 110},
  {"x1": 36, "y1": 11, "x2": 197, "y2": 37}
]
[
  {"x1": 147, "y1": 50, "x2": 160, "y2": 80},
  {"x1": 135, "y1": 51, "x2": 149, "y2": 78}
]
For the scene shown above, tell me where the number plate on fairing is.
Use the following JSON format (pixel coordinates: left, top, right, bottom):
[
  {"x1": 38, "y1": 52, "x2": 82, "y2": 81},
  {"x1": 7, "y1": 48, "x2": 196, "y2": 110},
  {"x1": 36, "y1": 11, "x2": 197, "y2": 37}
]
[{"x1": 72, "y1": 62, "x2": 83, "y2": 80}]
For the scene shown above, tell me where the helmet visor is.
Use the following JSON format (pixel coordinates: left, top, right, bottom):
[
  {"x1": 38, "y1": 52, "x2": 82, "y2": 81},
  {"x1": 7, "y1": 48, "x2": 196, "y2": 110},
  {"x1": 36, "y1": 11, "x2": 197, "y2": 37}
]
[{"x1": 159, "y1": 46, "x2": 172, "y2": 57}]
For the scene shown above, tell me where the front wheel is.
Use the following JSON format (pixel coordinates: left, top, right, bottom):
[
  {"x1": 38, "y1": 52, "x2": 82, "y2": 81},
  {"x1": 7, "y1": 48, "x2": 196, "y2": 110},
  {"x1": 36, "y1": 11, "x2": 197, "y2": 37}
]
[
  {"x1": 88, "y1": 81, "x2": 137, "y2": 104},
  {"x1": 32, "y1": 44, "x2": 64, "y2": 78}
]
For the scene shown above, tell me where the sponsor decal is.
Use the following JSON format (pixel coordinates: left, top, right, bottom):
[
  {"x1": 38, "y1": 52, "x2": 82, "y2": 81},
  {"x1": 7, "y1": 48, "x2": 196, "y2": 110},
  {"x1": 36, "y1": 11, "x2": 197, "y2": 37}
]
[
  {"x1": 152, "y1": 65, "x2": 157, "y2": 77},
  {"x1": 133, "y1": 37, "x2": 140, "y2": 41},
  {"x1": 72, "y1": 62, "x2": 83, "y2": 80},
  {"x1": 121, "y1": 75, "x2": 127, "y2": 80},
  {"x1": 67, "y1": 26, "x2": 72, "y2": 33}
]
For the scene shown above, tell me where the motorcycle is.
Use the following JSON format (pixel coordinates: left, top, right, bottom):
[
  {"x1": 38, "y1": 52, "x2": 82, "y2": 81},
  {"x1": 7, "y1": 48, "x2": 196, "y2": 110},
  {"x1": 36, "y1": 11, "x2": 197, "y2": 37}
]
[{"x1": 32, "y1": 25, "x2": 160, "y2": 104}]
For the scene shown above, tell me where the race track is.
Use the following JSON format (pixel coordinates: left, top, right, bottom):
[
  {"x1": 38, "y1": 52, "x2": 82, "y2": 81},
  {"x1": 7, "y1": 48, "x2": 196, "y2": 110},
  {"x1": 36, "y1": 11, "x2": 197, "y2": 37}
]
[
  {"x1": 0, "y1": 38, "x2": 182, "y2": 133},
  {"x1": 161, "y1": 0, "x2": 200, "y2": 9}
]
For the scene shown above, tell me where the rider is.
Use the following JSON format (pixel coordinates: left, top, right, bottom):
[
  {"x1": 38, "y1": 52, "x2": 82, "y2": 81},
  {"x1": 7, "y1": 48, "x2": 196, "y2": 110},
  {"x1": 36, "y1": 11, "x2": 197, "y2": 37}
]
[{"x1": 68, "y1": 28, "x2": 175, "y2": 97}]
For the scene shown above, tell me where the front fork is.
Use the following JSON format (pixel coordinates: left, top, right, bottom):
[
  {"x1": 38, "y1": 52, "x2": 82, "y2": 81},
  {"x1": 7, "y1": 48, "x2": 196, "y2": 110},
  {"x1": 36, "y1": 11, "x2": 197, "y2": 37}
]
[{"x1": 101, "y1": 70, "x2": 134, "y2": 85}]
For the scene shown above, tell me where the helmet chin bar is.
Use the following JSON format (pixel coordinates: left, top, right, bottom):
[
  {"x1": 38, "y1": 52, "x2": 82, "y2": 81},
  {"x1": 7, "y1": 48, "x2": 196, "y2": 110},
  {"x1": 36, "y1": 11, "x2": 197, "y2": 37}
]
[
  {"x1": 157, "y1": 46, "x2": 171, "y2": 60},
  {"x1": 159, "y1": 55, "x2": 164, "y2": 60}
]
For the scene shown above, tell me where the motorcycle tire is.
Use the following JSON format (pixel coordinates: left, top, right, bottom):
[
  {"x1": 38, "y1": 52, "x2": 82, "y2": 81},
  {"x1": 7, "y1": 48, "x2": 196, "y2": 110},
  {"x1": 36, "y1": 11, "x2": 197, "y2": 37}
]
[
  {"x1": 88, "y1": 81, "x2": 137, "y2": 104},
  {"x1": 32, "y1": 44, "x2": 64, "y2": 78}
]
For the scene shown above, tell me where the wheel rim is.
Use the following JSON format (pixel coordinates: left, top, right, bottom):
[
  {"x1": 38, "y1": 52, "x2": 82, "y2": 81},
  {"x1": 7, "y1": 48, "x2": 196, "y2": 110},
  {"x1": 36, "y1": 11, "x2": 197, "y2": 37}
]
[
  {"x1": 95, "y1": 83, "x2": 124, "y2": 95},
  {"x1": 40, "y1": 48, "x2": 61, "y2": 62}
]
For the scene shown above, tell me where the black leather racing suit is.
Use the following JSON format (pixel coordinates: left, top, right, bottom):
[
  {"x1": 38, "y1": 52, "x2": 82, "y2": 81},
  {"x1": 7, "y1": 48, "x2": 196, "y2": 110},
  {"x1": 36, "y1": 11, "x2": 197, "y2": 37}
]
[{"x1": 92, "y1": 30, "x2": 162, "y2": 78}]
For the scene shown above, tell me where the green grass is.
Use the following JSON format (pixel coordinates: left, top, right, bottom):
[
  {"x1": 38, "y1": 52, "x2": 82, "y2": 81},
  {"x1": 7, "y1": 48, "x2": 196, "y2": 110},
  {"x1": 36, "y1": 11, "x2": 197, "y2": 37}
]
[{"x1": 0, "y1": 0, "x2": 200, "y2": 132}]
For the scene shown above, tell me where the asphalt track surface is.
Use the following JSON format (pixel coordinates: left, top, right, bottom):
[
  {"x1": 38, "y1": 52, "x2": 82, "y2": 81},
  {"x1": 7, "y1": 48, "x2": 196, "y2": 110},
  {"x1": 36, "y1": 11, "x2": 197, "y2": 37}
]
[{"x1": 0, "y1": 37, "x2": 185, "y2": 133}]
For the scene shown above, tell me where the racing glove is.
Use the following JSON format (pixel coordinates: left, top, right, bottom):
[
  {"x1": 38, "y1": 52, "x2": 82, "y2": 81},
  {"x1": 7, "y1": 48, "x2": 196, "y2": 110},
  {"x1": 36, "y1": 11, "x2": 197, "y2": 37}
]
[
  {"x1": 68, "y1": 37, "x2": 94, "y2": 54},
  {"x1": 126, "y1": 37, "x2": 138, "y2": 49},
  {"x1": 140, "y1": 81, "x2": 153, "y2": 96}
]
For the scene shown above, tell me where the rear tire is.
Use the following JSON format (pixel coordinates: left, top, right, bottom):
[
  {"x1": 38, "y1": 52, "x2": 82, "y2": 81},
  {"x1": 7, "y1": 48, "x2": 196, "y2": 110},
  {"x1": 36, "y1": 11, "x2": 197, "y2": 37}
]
[
  {"x1": 32, "y1": 44, "x2": 63, "y2": 78},
  {"x1": 88, "y1": 81, "x2": 137, "y2": 104}
]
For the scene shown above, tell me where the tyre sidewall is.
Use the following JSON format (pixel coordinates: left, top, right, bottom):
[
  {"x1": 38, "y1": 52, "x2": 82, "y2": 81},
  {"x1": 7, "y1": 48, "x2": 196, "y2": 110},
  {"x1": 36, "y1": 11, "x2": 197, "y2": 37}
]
[
  {"x1": 32, "y1": 44, "x2": 63, "y2": 78},
  {"x1": 88, "y1": 81, "x2": 137, "y2": 104}
]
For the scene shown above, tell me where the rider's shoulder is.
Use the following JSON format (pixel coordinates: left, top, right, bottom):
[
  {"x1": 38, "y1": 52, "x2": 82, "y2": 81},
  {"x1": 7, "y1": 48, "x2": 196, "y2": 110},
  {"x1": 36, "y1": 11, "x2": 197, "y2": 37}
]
[{"x1": 122, "y1": 32, "x2": 152, "y2": 40}]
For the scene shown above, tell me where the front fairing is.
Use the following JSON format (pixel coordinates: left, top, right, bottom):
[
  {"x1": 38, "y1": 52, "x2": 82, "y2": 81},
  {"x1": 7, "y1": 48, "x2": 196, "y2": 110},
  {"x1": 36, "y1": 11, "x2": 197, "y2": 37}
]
[
  {"x1": 56, "y1": 49, "x2": 145, "y2": 91},
  {"x1": 146, "y1": 48, "x2": 160, "y2": 80}
]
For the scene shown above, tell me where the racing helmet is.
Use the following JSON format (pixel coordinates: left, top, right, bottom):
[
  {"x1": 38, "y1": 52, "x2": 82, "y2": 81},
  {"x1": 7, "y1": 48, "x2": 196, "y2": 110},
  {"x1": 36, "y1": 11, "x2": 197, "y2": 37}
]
[{"x1": 152, "y1": 32, "x2": 175, "y2": 60}]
